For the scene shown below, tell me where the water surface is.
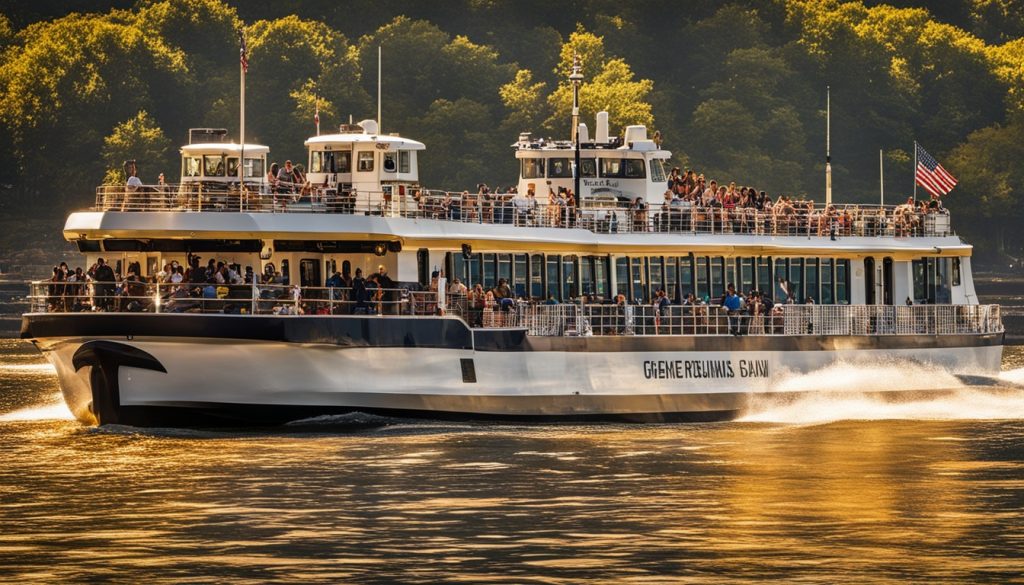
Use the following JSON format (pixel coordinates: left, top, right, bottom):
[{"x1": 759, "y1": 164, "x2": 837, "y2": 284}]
[{"x1": 1, "y1": 339, "x2": 1022, "y2": 583}]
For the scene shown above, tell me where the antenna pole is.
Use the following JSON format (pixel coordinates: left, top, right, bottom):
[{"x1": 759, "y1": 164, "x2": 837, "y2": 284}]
[
  {"x1": 825, "y1": 85, "x2": 832, "y2": 206},
  {"x1": 377, "y1": 45, "x2": 382, "y2": 134},
  {"x1": 879, "y1": 149, "x2": 884, "y2": 206}
]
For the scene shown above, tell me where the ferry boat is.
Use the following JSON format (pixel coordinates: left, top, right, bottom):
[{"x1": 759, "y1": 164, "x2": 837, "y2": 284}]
[{"x1": 20, "y1": 72, "x2": 1004, "y2": 427}]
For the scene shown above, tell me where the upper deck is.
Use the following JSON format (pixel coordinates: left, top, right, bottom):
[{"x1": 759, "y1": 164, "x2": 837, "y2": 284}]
[{"x1": 89, "y1": 183, "x2": 955, "y2": 240}]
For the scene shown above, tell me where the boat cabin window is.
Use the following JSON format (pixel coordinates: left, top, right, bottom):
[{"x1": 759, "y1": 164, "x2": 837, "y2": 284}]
[
  {"x1": 600, "y1": 158, "x2": 645, "y2": 179},
  {"x1": 183, "y1": 156, "x2": 201, "y2": 177},
  {"x1": 383, "y1": 152, "x2": 397, "y2": 173},
  {"x1": 548, "y1": 158, "x2": 573, "y2": 178},
  {"x1": 312, "y1": 151, "x2": 351, "y2": 174},
  {"x1": 204, "y1": 155, "x2": 226, "y2": 177},
  {"x1": 650, "y1": 159, "x2": 666, "y2": 183},
  {"x1": 227, "y1": 157, "x2": 239, "y2": 177},
  {"x1": 399, "y1": 151, "x2": 411, "y2": 173},
  {"x1": 521, "y1": 158, "x2": 544, "y2": 179},
  {"x1": 244, "y1": 157, "x2": 264, "y2": 178},
  {"x1": 580, "y1": 158, "x2": 596, "y2": 178},
  {"x1": 357, "y1": 151, "x2": 374, "y2": 172},
  {"x1": 600, "y1": 158, "x2": 622, "y2": 178}
]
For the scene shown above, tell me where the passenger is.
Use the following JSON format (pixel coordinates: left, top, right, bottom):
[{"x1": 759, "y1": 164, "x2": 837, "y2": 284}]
[
  {"x1": 351, "y1": 268, "x2": 369, "y2": 313},
  {"x1": 376, "y1": 265, "x2": 396, "y2": 314},
  {"x1": 276, "y1": 160, "x2": 297, "y2": 195},
  {"x1": 93, "y1": 257, "x2": 116, "y2": 311},
  {"x1": 469, "y1": 283, "x2": 486, "y2": 326}
]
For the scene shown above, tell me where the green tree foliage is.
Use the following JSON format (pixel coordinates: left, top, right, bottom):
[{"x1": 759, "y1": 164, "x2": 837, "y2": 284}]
[
  {"x1": 0, "y1": 12, "x2": 186, "y2": 207},
  {"x1": 949, "y1": 113, "x2": 1024, "y2": 257},
  {"x1": 1, "y1": 0, "x2": 1023, "y2": 260},
  {"x1": 245, "y1": 15, "x2": 368, "y2": 163},
  {"x1": 101, "y1": 111, "x2": 173, "y2": 184}
]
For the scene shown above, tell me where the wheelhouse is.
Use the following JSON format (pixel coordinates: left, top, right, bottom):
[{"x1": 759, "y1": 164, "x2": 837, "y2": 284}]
[
  {"x1": 304, "y1": 119, "x2": 424, "y2": 210},
  {"x1": 515, "y1": 111, "x2": 670, "y2": 206},
  {"x1": 179, "y1": 128, "x2": 269, "y2": 189}
]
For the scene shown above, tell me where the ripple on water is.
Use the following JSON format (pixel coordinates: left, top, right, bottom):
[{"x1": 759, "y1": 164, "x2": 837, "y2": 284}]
[{"x1": 0, "y1": 340, "x2": 1023, "y2": 583}]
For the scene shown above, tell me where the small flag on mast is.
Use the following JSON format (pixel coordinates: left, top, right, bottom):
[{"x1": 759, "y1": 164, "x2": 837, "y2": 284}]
[
  {"x1": 915, "y1": 143, "x2": 957, "y2": 197},
  {"x1": 239, "y1": 30, "x2": 249, "y2": 74}
]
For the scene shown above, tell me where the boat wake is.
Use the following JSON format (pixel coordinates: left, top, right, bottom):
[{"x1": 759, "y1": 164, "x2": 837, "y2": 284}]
[
  {"x1": 739, "y1": 362, "x2": 1024, "y2": 423},
  {"x1": 0, "y1": 392, "x2": 73, "y2": 422}
]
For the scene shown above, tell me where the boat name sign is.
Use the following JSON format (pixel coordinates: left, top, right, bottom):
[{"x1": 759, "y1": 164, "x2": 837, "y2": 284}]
[{"x1": 642, "y1": 359, "x2": 770, "y2": 380}]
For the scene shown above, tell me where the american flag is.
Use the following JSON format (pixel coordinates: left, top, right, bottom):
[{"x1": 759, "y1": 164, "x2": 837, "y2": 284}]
[
  {"x1": 915, "y1": 143, "x2": 957, "y2": 197},
  {"x1": 239, "y1": 31, "x2": 248, "y2": 74}
]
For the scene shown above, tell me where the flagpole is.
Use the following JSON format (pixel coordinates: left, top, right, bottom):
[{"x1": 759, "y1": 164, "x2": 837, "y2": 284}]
[
  {"x1": 825, "y1": 85, "x2": 832, "y2": 206},
  {"x1": 912, "y1": 141, "x2": 917, "y2": 204},
  {"x1": 239, "y1": 28, "x2": 246, "y2": 208},
  {"x1": 879, "y1": 149, "x2": 884, "y2": 206},
  {"x1": 377, "y1": 45, "x2": 382, "y2": 134}
]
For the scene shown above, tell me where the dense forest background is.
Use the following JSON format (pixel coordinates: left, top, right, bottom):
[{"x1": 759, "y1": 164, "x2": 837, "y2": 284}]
[{"x1": 2, "y1": 0, "x2": 1024, "y2": 265}]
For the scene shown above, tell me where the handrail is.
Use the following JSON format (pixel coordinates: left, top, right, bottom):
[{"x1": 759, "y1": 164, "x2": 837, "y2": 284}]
[
  {"x1": 27, "y1": 281, "x2": 1001, "y2": 337},
  {"x1": 90, "y1": 184, "x2": 955, "y2": 238}
]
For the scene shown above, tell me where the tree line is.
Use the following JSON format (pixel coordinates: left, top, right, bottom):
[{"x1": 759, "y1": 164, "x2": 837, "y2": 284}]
[{"x1": 1, "y1": 0, "x2": 1023, "y2": 262}]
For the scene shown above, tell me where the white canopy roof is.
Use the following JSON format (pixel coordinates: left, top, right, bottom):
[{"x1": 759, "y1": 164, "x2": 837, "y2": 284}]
[{"x1": 304, "y1": 133, "x2": 425, "y2": 151}]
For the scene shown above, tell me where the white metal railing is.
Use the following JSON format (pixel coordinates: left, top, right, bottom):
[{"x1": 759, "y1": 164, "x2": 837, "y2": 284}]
[
  {"x1": 28, "y1": 280, "x2": 1002, "y2": 337},
  {"x1": 91, "y1": 184, "x2": 954, "y2": 238},
  {"x1": 29, "y1": 281, "x2": 431, "y2": 316},
  {"x1": 513, "y1": 303, "x2": 1003, "y2": 337}
]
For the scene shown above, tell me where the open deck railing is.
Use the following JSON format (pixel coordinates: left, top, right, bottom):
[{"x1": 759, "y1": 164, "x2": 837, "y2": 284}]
[
  {"x1": 92, "y1": 184, "x2": 954, "y2": 238},
  {"x1": 28, "y1": 281, "x2": 1000, "y2": 337},
  {"x1": 509, "y1": 303, "x2": 1003, "y2": 337}
]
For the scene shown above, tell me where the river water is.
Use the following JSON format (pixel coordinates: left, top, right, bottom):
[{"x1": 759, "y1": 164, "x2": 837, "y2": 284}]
[{"x1": 1, "y1": 338, "x2": 1022, "y2": 584}]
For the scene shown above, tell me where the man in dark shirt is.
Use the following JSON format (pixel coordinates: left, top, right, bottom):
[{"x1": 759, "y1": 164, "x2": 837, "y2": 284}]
[{"x1": 93, "y1": 257, "x2": 116, "y2": 311}]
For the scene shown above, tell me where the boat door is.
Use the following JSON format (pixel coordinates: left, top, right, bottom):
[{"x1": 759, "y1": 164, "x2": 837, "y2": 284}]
[
  {"x1": 882, "y1": 257, "x2": 894, "y2": 305},
  {"x1": 300, "y1": 258, "x2": 322, "y2": 287},
  {"x1": 864, "y1": 257, "x2": 876, "y2": 304}
]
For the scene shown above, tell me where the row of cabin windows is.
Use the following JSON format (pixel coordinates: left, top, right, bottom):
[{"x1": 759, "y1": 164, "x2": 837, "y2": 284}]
[
  {"x1": 182, "y1": 156, "x2": 264, "y2": 178},
  {"x1": 309, "y1": 150, "x2": 411, "y2": 174},
  {"x1": 446, "y1": 252, "x2": 851, "y2": 304},
  {"x1": 521, "y1": 158, "x2": 665, "y2": 181}
]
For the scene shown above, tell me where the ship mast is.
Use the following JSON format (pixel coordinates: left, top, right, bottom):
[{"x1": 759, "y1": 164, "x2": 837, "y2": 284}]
[{"x1": 570, "y1": 53, "x2": 584, "y2": 199}]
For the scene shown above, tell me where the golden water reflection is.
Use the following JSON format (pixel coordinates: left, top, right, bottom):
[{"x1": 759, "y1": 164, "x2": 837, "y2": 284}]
[{"x1": 0, "y1": 340, "x2": 1022, "y2": 582}]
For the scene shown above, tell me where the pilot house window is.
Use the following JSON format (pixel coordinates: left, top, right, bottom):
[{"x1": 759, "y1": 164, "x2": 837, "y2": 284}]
[
  {"x1": 357, "y1": 151, "x2": 374, "y2": 172},
  {"x1": 521, "y1": 158, "x2": 544, "y2": 179},
  {"x1": 548, "y1": 158, "x2": 572, "y2": 178},
  {"x1": 183, "y1": 157, "x2": 201, "y2": 177},
  {"x1": 399, "y1": 151, "x2": 411, "y2": 173},
  {"x1": 204, "y1": 155, "x2": 225, "y2": 177}
]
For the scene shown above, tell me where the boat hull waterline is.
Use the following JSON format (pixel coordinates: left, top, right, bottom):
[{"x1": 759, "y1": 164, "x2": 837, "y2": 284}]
[{"x1": 22, "y1": 313, "x2": 1003, "y2": 427}]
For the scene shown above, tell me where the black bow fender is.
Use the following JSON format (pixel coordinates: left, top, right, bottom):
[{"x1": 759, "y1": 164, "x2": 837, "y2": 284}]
[{"x1": 73, "y1": 341, "x2": 167, "y2": 425}]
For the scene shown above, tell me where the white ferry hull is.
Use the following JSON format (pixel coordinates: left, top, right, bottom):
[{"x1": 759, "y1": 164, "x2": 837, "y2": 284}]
[{"x1": 23, "y1": 314, "x2": 1003, "y2": 426}]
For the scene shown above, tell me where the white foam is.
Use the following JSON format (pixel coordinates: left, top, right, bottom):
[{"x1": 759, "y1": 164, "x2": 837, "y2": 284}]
[
  {"x1": 998, "y1": 367, "x2": 1024, "y2": 386},
  {"x1": 740, "y1": 362, "x2": 1024, "y2": 423}
]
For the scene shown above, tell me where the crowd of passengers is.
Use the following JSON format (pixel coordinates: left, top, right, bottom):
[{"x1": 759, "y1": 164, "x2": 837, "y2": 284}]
[
  {"x1": 437, "y1": 271, "x2": 818, "y2": 334},
  {"x1": 402, "y1": 173, "x2": 948, "y2": 238},
  {"x1": 44, "y1": 254, "x2": 402, "y2": 315},
  {"x1": 46, "y1": 255, "x2": 798, "y2": 332},
  {"x1": 127, "y1": 155, "x2": 948, "y2": 237}
]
